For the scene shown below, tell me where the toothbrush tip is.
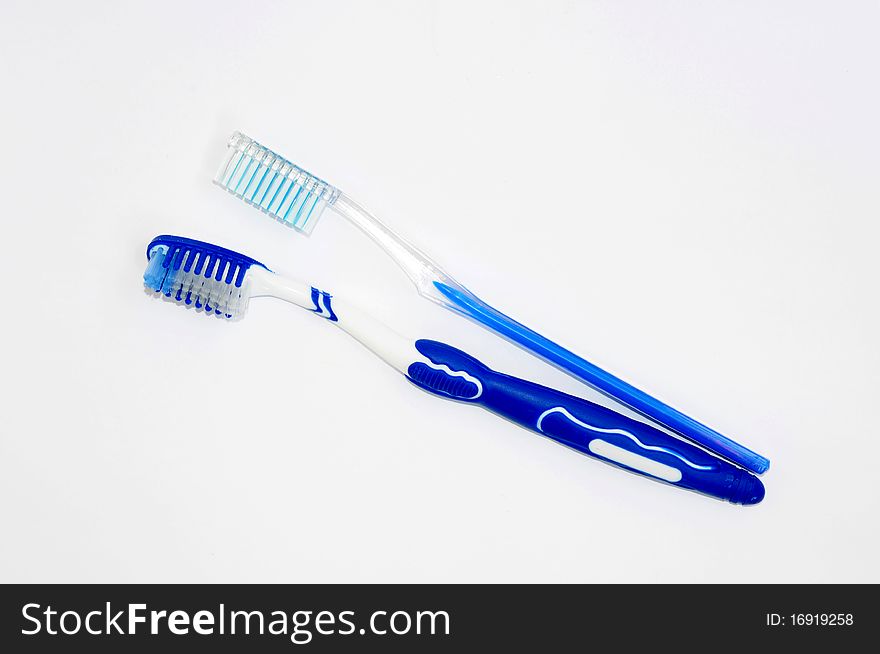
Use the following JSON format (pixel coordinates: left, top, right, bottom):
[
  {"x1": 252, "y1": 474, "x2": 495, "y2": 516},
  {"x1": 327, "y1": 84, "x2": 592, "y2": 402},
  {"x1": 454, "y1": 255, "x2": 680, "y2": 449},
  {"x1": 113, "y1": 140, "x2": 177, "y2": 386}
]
[{"x1": 736, "y1": 474, "x2": 765, "y2": 505}]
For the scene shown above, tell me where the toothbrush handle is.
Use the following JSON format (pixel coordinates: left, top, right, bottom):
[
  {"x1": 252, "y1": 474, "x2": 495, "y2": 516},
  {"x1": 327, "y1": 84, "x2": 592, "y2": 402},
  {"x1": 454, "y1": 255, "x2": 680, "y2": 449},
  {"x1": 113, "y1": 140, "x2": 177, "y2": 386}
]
[
  {"x1": 432, "y1": 283, "x2": 769, "y2": 474},
  {"x1": 407, "y1": 340, "x2": 764, "y2": 505}
]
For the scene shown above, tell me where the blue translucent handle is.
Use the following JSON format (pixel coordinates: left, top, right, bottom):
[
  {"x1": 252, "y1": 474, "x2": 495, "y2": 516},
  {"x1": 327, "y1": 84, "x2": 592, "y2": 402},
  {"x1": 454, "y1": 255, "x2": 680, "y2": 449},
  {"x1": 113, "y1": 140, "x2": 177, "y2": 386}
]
[
  {"x1": 433, "y1": 282, "x2": 769, "y2": 474},
  {"x1": 408, "y1": 340, "x2": 764, "y2": 505}
]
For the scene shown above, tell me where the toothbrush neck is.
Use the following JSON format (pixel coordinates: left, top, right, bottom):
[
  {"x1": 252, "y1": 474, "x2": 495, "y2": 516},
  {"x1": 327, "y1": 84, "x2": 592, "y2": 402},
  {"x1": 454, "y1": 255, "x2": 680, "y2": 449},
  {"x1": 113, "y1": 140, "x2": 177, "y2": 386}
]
[
  {"x1": 251, "y1": 265, "x2": 418, "y2": 375},
  {"x1": 332, "y1": 193, "x2": 466, "y2": 306},
  {"x1": 250, "y1": 267, "x2": 313, "y2": 310}
]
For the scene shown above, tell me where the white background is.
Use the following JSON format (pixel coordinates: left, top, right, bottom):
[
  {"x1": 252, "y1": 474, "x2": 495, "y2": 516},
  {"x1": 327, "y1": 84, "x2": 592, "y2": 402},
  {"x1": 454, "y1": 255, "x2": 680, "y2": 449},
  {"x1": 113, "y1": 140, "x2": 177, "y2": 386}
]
[{"x1": 1, "y1": 1, "x2": 878, "y2": 583}]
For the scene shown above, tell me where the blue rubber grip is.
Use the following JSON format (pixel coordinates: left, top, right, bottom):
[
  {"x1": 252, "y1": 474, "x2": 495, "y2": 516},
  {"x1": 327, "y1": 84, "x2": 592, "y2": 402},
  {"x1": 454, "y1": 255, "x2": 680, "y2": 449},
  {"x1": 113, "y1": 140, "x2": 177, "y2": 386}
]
[
  {"x1": 433, "y1": 283, "x2": 769, "y2": 475},
  {"x1": 408, "y1": 340, "x2": 764, "y2": 505}
]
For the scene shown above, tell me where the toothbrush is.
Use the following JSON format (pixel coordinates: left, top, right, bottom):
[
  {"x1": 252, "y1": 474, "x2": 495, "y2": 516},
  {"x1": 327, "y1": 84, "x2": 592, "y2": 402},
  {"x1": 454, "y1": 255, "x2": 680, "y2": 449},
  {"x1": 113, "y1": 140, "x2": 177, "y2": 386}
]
[
  {"x1": 212, "y1": 131, "x2": 770, "y2": 475},
  {"x1": 142, "y1": 234, "x2": 765, "y2": 504}
]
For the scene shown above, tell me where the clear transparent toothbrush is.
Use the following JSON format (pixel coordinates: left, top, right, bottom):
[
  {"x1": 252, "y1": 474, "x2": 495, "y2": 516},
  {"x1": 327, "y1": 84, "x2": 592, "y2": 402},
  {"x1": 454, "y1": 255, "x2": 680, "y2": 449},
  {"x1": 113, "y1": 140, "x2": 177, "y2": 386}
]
[{"x1": 213, "y1": 131, "x2": 770, "y2": 475}]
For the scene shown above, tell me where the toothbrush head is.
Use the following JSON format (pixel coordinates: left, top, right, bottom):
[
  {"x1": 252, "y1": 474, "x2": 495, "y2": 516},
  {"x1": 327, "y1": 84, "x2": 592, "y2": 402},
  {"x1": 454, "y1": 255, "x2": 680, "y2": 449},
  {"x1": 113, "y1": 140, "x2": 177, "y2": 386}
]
[
  {"x1": 213, "y1": 131, "x2": 340, "y2": 235},
  {"x1": 144, "y1": 235, "x2": 268, "y2": 319}
]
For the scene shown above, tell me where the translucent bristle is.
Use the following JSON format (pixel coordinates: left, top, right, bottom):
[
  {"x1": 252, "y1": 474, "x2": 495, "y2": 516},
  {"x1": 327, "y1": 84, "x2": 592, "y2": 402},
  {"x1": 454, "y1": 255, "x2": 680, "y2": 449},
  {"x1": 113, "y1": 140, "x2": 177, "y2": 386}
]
[
  {"x1": 213, "y1": 131, "x2": 340, "y2": 235},
  {"x1": 144, "y1": 243, "x2": 253, "y2": 320}
]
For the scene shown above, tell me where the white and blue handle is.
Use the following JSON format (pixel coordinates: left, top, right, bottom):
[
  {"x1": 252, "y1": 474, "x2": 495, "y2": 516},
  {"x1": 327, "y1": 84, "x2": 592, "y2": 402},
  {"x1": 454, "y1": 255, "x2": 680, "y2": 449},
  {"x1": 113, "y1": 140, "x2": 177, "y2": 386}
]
[
  {"x1": 254, "y1": 269, "x2": 764, "y2": 504},
  {"x1": 406, "y1": 340, "x2": 764, "y2": 505}
]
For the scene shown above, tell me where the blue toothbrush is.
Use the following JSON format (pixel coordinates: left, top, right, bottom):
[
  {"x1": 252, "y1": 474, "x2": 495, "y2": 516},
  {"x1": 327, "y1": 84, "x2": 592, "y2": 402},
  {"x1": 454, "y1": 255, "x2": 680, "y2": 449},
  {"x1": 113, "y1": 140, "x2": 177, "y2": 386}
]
[
  {"x1": 212, "y1": 131, "x2": 770, "y2": 474},
  {"x1": 142, "y1": 234, "x2": 765, "y2": 504}
]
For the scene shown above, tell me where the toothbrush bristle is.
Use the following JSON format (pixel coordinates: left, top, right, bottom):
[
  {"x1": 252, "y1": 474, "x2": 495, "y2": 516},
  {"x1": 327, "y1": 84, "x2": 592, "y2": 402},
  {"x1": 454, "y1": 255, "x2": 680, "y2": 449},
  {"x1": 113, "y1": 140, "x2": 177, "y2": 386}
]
[
  {"x1": 143, "y1": 235, "x2": 266, "y2": 320},
  {"x1": 213, "y1": 131, "x2": 340, "y2": 235}
]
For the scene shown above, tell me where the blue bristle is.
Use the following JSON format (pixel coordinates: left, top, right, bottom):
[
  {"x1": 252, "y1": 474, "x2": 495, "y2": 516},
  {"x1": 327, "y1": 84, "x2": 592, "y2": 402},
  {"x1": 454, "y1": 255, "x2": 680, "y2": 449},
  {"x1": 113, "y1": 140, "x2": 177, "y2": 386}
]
[
  {"x1": 193, "y1": 252, "x2": 206, "y2": 276},
  {"x1": 144, "y1": 235, "x2": 269, "y2": 320},
  {"x1": 143, "y1": 246, "x2": 169, "y2": 291},
  {"x1": 213, "y1": 132, "x2": 340, "y2": 236},
  {"x1": 213, "y1": 257, "x2": 225, "y2": 281}
]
